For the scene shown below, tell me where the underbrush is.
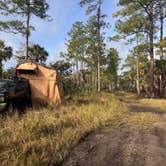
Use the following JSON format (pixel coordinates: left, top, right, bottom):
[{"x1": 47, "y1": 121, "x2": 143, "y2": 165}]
[{"x1": 0, "y1": 93, "x2": 127, "y2": 166}]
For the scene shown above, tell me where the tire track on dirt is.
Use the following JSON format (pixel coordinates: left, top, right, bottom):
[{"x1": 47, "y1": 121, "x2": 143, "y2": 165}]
[
  {"x1": 62, "y1": 100, "x2": 166, "y2": 166},
  {"x1": 144, "y1": 119, "x2": 166, "y2": 166}
]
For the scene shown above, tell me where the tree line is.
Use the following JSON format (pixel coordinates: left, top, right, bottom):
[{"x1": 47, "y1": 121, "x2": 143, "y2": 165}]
[
  {"x1": 56, "y1": 0, "x2": 120, "y2": 94},
  {"x1": 0, "y1": 0, "x2": 166, "y2": 97},
  {"x1": 113, "y1": 0, "x2": 166, "y2": 97}
]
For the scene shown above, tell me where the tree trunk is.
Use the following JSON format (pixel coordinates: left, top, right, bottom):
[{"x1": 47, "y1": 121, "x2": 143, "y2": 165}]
[
  {"x1": 136, "y1": 56, "x2": 140, "y2": 96},
  {"x1": 136, "y1": 34, "x2": 140, "y2": 96},
  {"x1": 76, "y1": 61, "x2": 79, "y2": 86},
  {"x1": 25, "y1": 1, "x2": 30, "y2": 60},
  {"x1": 97, "y1": 0, "x2": 101, "y2": 92},
  {"x1": 159, "y1": 7, "x2": 164, "y2": 97},
  {"x1": 0, "y1": 60, "x2": 2, "y2": 79},
  {"x1": 97, "y1": 50, "x2": 100, "y2": 92},
  {"x1": 108, "y1": 82, "x2": 112, "y2": 92},
  {"x1": 149, "y1": 37, "x2": 154, "y2": 97},
  {"x1": 148, "y1": 10, "x2": 154, "y2": 97}
]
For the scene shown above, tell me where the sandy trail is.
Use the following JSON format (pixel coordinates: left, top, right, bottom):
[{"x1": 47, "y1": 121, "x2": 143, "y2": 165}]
[{"x1": 62, "y1": 98, "x2": 166, "y2": 166}]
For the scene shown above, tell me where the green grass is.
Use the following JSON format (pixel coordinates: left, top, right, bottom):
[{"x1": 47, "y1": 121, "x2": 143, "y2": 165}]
[{"x1": 0, "y1": 93, "x2": 127, "y2": 166}]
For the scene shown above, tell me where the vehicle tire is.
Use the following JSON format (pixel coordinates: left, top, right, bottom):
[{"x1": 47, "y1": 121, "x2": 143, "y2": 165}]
[{"x1": 7, "y1": 101, "x2": 14, "y2": 113}]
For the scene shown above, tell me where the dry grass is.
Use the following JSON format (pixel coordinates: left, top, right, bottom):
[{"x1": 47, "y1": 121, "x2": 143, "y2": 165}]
[
  {"x1": 0, "y1": 93, "x2": 127, "y2": 166},
  {"x1": 0, "y1": 92, "x2": 165, "y2": 166},
  {"x1": 139, "y1": 98, "x2": 166, "y2": 111},
  {"x1": 127, "y1": 112, "x2": 160, "y2": 130},
  {"x1": 116, "y1": 91, "x2": 165, "y2": 130}
]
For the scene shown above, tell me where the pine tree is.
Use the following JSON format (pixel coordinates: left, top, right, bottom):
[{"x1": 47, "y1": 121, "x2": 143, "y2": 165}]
[
  {"x1": 1, "y1": 0, "x2": 50, "y2": 60},
  {"x1": 0, "y1": 1, "x2": 24, "y2": 33},
  {"x1": 105, "y1": 48, "x2": 120, "y2": 91},
  {"x1": 156, "y1": 0, "x2": 166, "y2": 96},
  {"x1": 80, "y1": 0, "x2": 106, "y2": 92},
  {"x1": 113, "y1": 0, "x2": 160, "y2": 96},
  {"x1": 66, "y1": 21, "x2": 88, "y2": 71}
]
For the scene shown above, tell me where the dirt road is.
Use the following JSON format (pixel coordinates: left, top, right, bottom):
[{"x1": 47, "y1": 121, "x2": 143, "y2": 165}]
[{"x1": 62, "y1": 97, "x2": 166, "y2": 166}]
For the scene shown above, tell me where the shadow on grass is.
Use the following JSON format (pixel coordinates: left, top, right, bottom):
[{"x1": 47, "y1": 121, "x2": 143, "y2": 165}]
[
  {"x1": 64, "y1": 96, "x2": 97, "y2": 106},
  {"x1": 115, "y1": 91, "x2": 166, "y2": 115},
  {"x1": 128, "y1": 104, "x2": 166, "y2": 115},
  {"x1": 0, "y1": 100, "x2": 32, "y2": 117}
]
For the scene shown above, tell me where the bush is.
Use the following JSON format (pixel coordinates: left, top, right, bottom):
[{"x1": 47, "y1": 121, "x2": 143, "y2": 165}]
[{"x1": 62, "y1": 77, "x2": 78, "y2": 95}]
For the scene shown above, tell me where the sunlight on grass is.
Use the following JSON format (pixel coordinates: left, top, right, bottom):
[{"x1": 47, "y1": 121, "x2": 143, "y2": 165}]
[
  {"x1": 115, "y1": 91, "x2": 164, "y2": 129},
  {"x1": 0, "y1": 93, "x2": 127, "y2": 166},
  {"x1": 128, "y1": 112, "x2": 160, "y2": 130},
  {"x1": 139, "y1": 99, "x2": 166, "y2": 111},
  {"x1": 0, "y1": 92, "x2": 164, "y2": 166}
]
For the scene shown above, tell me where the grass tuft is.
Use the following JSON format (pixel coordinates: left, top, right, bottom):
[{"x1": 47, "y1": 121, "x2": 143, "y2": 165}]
[
  {"x1": 0, "y1": 93, "x2": 127, "y2": 166},
  {"x1": 0, "y1": 92, "x2": 164, "y2": 165}
]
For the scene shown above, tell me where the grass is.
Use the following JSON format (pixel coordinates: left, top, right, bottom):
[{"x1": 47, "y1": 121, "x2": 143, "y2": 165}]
[
  {"x1": 0, "y1": 93, "x2": 127, "y2": 166},
  {"x1": 0, "y1": 92, "x2": 165, "y2": 166},
  {"x1": 116, "y1": 91, "x2": 165, "y2": 130},
  {"x1": 139, "y1": 98, "x2": 166, "y2": 111}
]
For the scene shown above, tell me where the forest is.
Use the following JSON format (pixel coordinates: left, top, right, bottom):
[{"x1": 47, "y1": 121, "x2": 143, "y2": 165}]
[
  {"x1": 0, "y1": 0, "x2": 165, "y2": 97},
  {"x1": 0, "y1": 0, "x2": 166, "y2": 166}
]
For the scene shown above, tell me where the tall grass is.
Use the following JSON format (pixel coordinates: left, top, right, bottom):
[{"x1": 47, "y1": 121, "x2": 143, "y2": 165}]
[{"x1": 0, "y1": 93, "x2": 127, "y2": 166}]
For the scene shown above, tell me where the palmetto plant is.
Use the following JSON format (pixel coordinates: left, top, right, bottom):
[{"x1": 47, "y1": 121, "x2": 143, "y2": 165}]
[
  {"x1": 0, "y1": 40, "x2": 13, "y2": 78},
  {"x1": 29, "y1": 44, "x2": 48, "y2": 64}
]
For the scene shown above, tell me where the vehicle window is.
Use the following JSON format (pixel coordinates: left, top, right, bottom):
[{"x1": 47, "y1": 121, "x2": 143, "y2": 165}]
[{"x1": 0, "y1": 82, "x2": 7, "y2": 88}]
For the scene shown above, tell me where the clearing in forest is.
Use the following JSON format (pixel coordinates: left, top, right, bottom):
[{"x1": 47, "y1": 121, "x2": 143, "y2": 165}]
[{"x1": 63, "y1": 92, "x2": 166, "y2": 166}]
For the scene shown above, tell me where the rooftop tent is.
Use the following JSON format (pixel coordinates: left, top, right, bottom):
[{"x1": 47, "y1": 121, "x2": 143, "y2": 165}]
[
  {"x1": 16, "y1": 62, "x2": 63, "y2": 106},
  {"x1": 16, "y1": 62, "x2": 37, "y2": 75},
  {"x1": 16, "y1": 62, "x2": 37, "y2": 70}
]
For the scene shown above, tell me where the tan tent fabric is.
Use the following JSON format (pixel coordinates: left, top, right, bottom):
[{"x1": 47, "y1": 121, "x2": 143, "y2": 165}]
[
  {"x1": 16, "y1": 62, "x2": 63, "y2": 105},
  {"x1": 17, "y1": 63, "x2": 37, "y2": 70}
]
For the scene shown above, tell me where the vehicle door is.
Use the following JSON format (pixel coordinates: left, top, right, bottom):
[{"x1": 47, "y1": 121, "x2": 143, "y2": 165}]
[{"x1": 15, "y1": 79, "x2": 28, "y2": 99}]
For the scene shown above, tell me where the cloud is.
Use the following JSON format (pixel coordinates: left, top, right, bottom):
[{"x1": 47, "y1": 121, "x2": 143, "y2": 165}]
[
  {"x1": 0, "y1": 32, "x2": 23, "y2": 70},
  {"x1": 107, "y1": 40, "x2": 130, "y2": 59},
  {"x1": 2, "y1": 0, "x2": 154, "y2": 71},
  {"x1": 31, "y1": 0, "x2": 76, "y2": 44},
  {"x1": 1, "y1": 0, "x2": 76, "y2": 69},
  {"x1": 0, "y1": 32, "x2": 23, "y2": 51},
  {"x1": 47, "y1": 41, "x2": 67, "y2": 64}
]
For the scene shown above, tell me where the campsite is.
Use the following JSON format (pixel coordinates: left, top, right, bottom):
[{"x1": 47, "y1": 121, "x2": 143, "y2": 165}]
[{"x1": 0, "y1": 0, "x2": 166, "y2": 166}]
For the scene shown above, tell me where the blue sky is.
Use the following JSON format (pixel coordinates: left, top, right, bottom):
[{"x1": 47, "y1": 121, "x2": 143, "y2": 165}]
[{"x1": 0, "y1": 0, "x2": 165, "y2": 69}]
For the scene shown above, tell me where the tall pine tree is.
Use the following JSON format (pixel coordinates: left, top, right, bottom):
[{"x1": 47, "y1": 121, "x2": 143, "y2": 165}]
[
  {"x1": 80, "y1": 0, "x2": 106, "y2": 92},
  {"x1": 114, "y1": 0, "x2": 160, "y2": 96},
  {"x1": 1, "y1": 0, "x2": 50, "y2": 60}
]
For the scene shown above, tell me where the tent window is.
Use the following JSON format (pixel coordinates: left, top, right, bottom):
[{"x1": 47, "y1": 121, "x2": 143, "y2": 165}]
[{"x1": 18, "y1": 70, "x2": 36, "y2": 75}]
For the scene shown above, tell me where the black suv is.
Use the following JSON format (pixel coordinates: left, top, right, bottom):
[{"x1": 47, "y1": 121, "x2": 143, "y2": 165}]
[{"x1": 0, "y1": 78, "x2": 31, "y2": 112}]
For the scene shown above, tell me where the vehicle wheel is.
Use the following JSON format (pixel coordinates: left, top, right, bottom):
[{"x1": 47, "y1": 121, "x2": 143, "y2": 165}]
[{"x1": 7, "y1": 101, "x2": 14, "y2": 113}]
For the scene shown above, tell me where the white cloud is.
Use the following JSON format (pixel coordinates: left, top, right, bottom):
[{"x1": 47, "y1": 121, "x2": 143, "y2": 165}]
[
  {"x1": 1, "y1": 0, "x2": 76, "y2": 69},
  {"x1": 31, "y1": 0, "x2": 76, "y2": 43},
  {"x1": 47, "y1": 42, "x2": 67, "y2": 64},
  {"x1": 0, "y1": 32, "x2": 23, "y2": 51}
]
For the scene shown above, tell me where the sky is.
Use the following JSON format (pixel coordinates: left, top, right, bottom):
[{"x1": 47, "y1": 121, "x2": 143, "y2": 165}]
[{"x1": 0, "y1": 0, "x2": 165, "y2": 70}]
